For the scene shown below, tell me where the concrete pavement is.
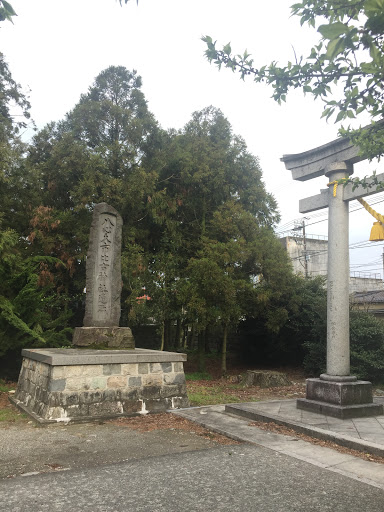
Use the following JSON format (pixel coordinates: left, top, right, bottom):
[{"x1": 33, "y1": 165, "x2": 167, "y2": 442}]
[
  {"x1": 226, "y1": 398, "x2": 384, "y2": 452},
  {"x1": 173, "y1": 400, "x2": 384, "y2": 490},
  {"x1": 1, "y1": 399, "x2": 384, "y2": 510},
  {"x1": 1, "y1": 442, "x2": 383, "y2": 511}
]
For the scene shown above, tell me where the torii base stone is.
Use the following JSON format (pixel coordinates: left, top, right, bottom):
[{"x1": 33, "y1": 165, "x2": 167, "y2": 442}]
[{"x1": 297, "y1": 376, "x2": 381, "y2": 419}]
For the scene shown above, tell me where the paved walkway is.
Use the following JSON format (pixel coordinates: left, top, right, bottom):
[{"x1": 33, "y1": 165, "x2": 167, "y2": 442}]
[
  {"x1": 227, "y1": 398, "x2": 384, "y2": 451},
  {"x1": 173, "y1": 399, "x2": 384, "y2": 490}
]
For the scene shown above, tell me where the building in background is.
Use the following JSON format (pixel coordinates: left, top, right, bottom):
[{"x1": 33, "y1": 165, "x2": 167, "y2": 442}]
[
  {"x1": 350, "y1": 290, "x2": 384, "y2": 318},
  {"x1": 279, "y1": 232, "x2": 383, "y2": 293}
]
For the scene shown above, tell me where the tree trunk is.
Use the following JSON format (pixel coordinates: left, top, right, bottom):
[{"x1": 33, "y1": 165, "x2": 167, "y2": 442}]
[
  {"x1": 221, "y1": 324, "x2": 228, "y2": 376},
  {"x1": 163, "y1": 318, "x2": 172, "y2": 351},
  {"x1": 190, "y1": 323, "x2": 197, "y2": 351},
  {"x1": 183, "y1": 324, "x2": 189, "y2": 350},
  {"x1": 204, "y1": 325, "x2": 211, "y2": 354},
  {"x1": 160, "y1": 321, "x2": 165, "y2": 351},
  {"x1": 175, "y1": 317, "x2": 182, "y2": 349},
  {"x1": 198, "y1": 330, "x2": 206, "y2": 373},
  {"x1": 201, "y1": 195, "x2": 206, "y2": 237}
]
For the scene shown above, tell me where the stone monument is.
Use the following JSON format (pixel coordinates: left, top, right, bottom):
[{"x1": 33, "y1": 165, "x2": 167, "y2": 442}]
[
  {"x1": 281, "y1": 134, "x2": 383, "y2": 419},
  {"x1": 10, "y1": 203, "x2": 189, "y2": 424},
  {"x1": 73, "y1": 203, "x2": 134, "y2": 349}
]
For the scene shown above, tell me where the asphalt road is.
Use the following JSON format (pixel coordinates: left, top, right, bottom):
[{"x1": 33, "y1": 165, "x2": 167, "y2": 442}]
[
  {"x1": 0, "y1": 421, "x2": 219, "y2": 479},
  {"x1": 1, "y1": 443, "x2": 383, "y2": 512}
]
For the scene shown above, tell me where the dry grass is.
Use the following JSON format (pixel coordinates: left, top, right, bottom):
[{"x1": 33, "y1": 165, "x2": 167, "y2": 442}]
[
  {"x1": 108, "y1": 413, "x2": 240, "y2": 445},
  {"x1": 186, "y1": 365, "x2": 307, "y2": 406},
  {"x1": 0, "y1": 381, "x2": 26, "y2": 424}
]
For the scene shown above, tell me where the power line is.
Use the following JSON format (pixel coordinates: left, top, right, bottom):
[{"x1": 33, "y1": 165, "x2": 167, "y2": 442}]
[
  {"x1": 277, "y1": 195, "x2": 384, "y2": 233},
  {"x1": 287, "y1": 239, "x2": 384, "y2": 262}
]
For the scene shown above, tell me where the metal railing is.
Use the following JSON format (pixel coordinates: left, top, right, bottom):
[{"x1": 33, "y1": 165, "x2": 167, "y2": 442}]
[
  {"x1": 350, "y1": 271, "x2": 381, "y2": 280},
  {"x1": 277, "y1": 231, "x2": 328, "y2": 241}
]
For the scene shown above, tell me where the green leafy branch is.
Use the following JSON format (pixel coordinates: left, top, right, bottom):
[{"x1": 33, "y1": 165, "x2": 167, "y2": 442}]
[
  {"x1": 0, "y1": 296, "x2": 46, "y2": 345},
  {"x1": 0, "y1": 1, "x2": 16, "y2": 23},
  {"x1": 333, "y1": 170, "x2": 384, "y2": 193},
  {"x1": 202, "y1": 0, "x2": 384, "y2": 160}
]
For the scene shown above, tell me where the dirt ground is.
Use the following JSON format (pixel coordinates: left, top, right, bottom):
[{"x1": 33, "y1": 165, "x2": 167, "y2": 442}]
[
  {"x1": 187, "y1": 372, "x2": 307, "y2": 402},
  {"x1": 107, "y1": 413, "x2": 238, "y2": 445},
  {"x1": 185, "y1": 362, "x2": 308, "y2": 403},
  {"x1": 0, "y1": 389, "x2": 12, "y2": 409}
]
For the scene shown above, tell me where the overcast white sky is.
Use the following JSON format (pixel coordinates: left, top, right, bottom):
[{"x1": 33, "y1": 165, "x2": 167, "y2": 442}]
[{"x1": 2, "y1": 0, "x2": 384, "y2": 277}]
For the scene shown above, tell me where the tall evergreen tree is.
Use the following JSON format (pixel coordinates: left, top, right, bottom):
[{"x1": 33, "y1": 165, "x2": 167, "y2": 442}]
[
  {"x1": 24, "y1": 66, "x2": 164, "y2": 333},
  {"x1": 132, "y1": 106, "x2": 294, "y2": 370},
  {"x1": 0, "y1": 62, "x2": 297, "y2": 375}
]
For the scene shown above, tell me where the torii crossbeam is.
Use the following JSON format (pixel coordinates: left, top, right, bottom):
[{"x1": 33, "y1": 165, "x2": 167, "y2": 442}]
[{"x1": 281, "y1": 136, "x2": 383, "y2": 419}]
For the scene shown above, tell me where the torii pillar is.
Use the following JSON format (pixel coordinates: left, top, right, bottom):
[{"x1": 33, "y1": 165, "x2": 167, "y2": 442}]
[{"x1": 282, "y1": 136, "x2": 383, "y2": 419}]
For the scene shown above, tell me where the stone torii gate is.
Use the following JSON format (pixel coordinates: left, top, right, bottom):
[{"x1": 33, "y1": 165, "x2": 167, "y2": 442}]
[{"x1": 281, "y1": 135, "x2": 384, "y2": 419}]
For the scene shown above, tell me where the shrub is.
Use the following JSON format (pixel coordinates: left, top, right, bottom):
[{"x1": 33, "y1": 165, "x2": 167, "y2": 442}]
[
  {"x1": 239, "y1": 276, "x2": 327, "y2": 366},
  {"x1": 303, "y1": 311, "x2": 384, "y2": 382}
]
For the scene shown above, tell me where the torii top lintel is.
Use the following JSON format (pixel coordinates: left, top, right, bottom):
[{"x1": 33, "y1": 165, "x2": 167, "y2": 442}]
[
  {"x1": 281, "y1": 135, "x2": 362, "y2": 182},
  {"x1": 281, "y1": 126, "x2": 384, "y2": 214}
]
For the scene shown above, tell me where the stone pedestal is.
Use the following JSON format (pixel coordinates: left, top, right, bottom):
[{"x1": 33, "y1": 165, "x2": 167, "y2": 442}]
[
  {"x1": 297, "y1": 375, "x2": 383, "y2": 419},
  {"x1": 10, "y1": 348, "x2": 189, "y2": 424},
  {"x1": 73, "y1": 327, "x2": 135, "y2": 349}
]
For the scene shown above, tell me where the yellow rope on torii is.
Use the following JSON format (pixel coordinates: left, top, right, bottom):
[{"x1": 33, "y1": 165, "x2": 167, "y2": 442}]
[
  {"x1": 357, "y1": 197, "x2": 384, "y2": 224},
  {"x1": 327, "y1": 180, "x2": 339, "y2": 197},
  {"x1": 357, "y1": 197, "x2": 384, "y2": 241}
]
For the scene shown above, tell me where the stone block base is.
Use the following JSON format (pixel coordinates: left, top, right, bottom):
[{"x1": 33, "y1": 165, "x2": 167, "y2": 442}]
[
  {"x1": 245, "y1": 370, "x2": 291, "y2": 388},
  {"x1": 296, "y1": 398, "x2": 383, "y2": 419},
  {"x1": 73, "y1": 327, "x2": 135, "y2": 349},
  {"x1": 11, "y1": 348, "x2": 189, "y2": 424},
  {"x1": 297, "y1": 377, "x2": 383, "y2": 419}
]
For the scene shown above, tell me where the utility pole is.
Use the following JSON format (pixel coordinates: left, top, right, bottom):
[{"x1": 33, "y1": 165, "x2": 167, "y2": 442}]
[
  {"x1": 292, "y1": 218, "x2": 309, "y2": 278},
  {"x1": 302, "y1": 219, "x2": 308, "y2": 278}
]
